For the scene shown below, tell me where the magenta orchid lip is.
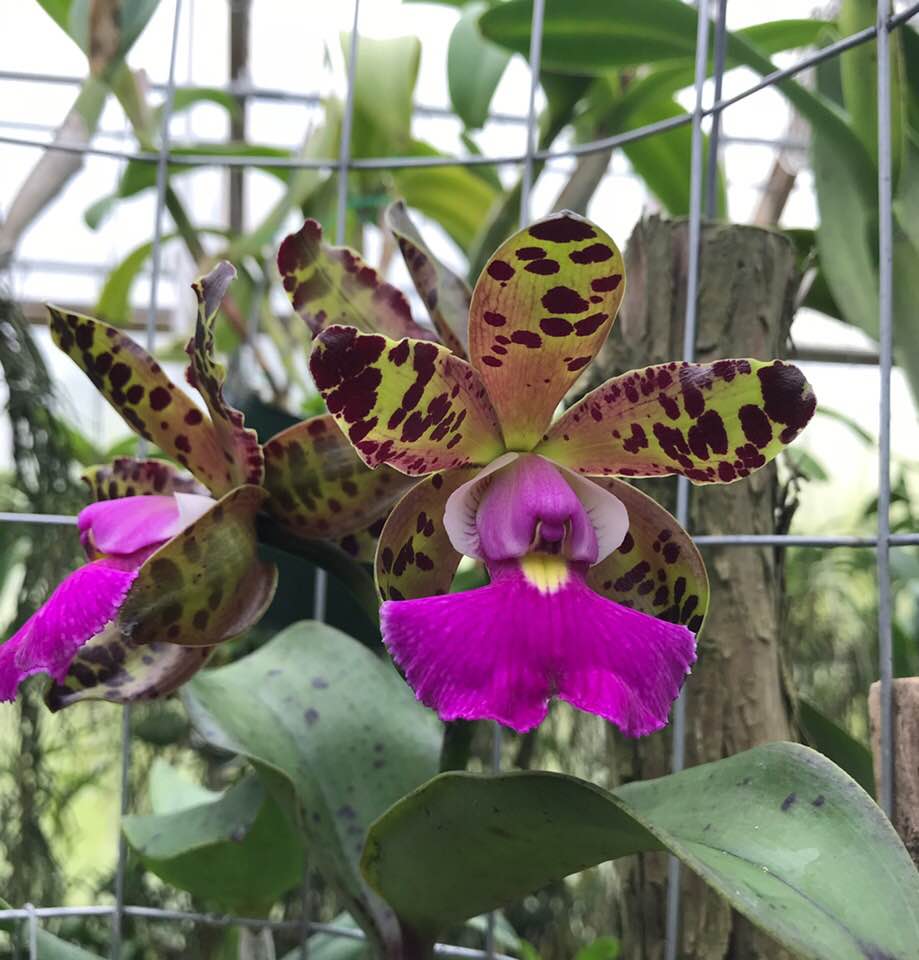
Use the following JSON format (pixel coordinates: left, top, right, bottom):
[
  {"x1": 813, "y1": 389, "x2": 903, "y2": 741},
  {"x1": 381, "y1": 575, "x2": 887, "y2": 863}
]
[{"x1": 309, "y1": 210, "x2": 816, "y2": 735}]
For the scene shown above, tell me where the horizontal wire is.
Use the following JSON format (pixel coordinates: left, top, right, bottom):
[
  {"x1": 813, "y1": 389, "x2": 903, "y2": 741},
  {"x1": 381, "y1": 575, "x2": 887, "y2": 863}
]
[
  {"x1": 0, "y1": 906, "x2": 514, "y2": 959},
  {"x1": 0, "y1": 510, "x2": 914, "y2": 548},
  {"x1": 1, "y1": 6, "x2": 917, "y2": 173}
]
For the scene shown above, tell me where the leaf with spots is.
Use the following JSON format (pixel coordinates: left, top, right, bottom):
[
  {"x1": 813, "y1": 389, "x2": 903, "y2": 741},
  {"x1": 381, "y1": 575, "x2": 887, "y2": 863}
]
[
  {"x1": 45, "y1": 628, "x2": 213, "y2": 710},
  {"x1": 48, "y1": 306, "x2": 229, "y2": 491},
  {"x1": 182, "y1": 621, "x2": 442, "y2": 958},
  {"x1": 586, "y1": 479, "x2": 708, "y2": 634},
  {"x1": 376, "y1": 469, "x2": 476, "y2": 603},
  {"x1": 537, "y1": 359, "x2": 816, "y2": 484},
  {"x1": 119, "y1": 484, "x2": 277, "y2": 649},
  {"x1": 263, "y1": 414, "x2": 413, "y2": 542},
  {"x1": 83, "y1": 457, "x2": 207, "y2": 502},
  {"x1": 310, "y1": 325, "x2": 505, "y2": 475},
  {"x1": 187, "y1": 262, "x2": 265, "y2": 493},
  {"x1": 385, "y1": 199, "x2": 472, "y2": 358},
  {"x1": 468, "y1": 210, "x2": 626, "y2": 449},
  {"x1": 278, "y1": 218, "x2": 435, "y2": 341}
]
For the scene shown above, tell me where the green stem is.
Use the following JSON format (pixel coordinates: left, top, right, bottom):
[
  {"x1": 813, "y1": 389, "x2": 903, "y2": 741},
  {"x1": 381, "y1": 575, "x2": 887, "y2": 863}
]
[{"x1": 256, "y1": 516, "x2": 380, "y2": 627}]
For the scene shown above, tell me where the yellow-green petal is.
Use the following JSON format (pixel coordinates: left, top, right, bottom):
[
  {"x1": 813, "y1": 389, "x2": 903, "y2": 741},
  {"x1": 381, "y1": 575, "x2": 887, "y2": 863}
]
[
  {"x1": 537, "y1": 359, "x2": 816, "y2": 484},
  {"x1": 48, "y1": 306, "x2": 229, "y2": 491},
  {"x1": 278, "y1": 218, "x2": 434, "y2": 340},
  {"x1": 83, "y1": 457, "x2": 207, "y2": 501},
  {"x1": 310, "y1": 325, "x2": 505, "y2": 475},
  {"x1": 263, "y1": 414, "x2": 413, "y2": 541},
  {"x1": 385, "y1": 199, "x2": 471, "y2": 357},
  {"x1": 586, "y1": 478, "x2": 709, "y2": 634},
  {"x1": 469, "y1": 211, "x2": 625, "y2": 449},
  {"x1": 188, "y1": 262, "x2": 265, "y2": 493},
  {"x1": 376, "y1": 469, "x2": 475, "y2": 602}
]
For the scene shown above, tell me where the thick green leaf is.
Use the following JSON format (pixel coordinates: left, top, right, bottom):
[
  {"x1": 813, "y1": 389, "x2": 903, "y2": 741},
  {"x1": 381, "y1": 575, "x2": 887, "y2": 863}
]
[
  {"x1": 363, "y1": 742, "x2": 919, "y2": 958},
  {"x1": 35, "y1": 0, "x2": 159, "y2": 66},
  {"x1": 182, "y1": 622, "x2": 442, "y2": 958},
  {"x1": 122, "y1": 765, "x2": 303, "y2": 912},
  {"x1": 798, "y1": 700, "x2": 875, "y2": 795},
  {"x1": 448, "y1": 3, "x2": 512, "y2": 129},
  {"x1": 0, "y1": 899, "x2": 103, "y2": 960}
]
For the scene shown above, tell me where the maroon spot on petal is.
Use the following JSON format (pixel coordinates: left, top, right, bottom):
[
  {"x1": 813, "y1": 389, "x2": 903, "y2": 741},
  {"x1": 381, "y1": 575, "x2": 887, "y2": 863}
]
[
  {"x1": 388, "y1": 340, "x2": 410, "y2": 365},
  {"x1": 652, "y1": 422, "x2": 693, "y2": 469},
  {"x1": 567, "y1": 356, "x2": 591, "y2": 372},
  {"x1": 570, "y1": 243, "x2": 614, "y2": 264},
  {"x1": 175, "y1": 435, "x2": 191, "y2": 453},
  {"x1": 125, "y1": 384, "x2": 144, "y2": 405},
  {"x1": 540, "y1": 317, "x2": 573, "y2": 337},
  {"x1": 739, "y1": 403, "x2": 773, "y2": 449},
  {"x1": 591, "y1": 274, "x2": 622, "y2": 292},
  {"x1": 185, "y1": 408, "x2": 203, "y2": 425},
  {"x1": 687, "y1": 409, "x2": 728, "y2": 460},
  {"x1": 574, "y1": 312, "x2": 608, "y2": 337},
  {"x1": 758, "y1": 362, "x2": 816, "y2": 431},
  {"x1": 109, "y1": 363, "x2": 131, "y2": 390},
  {"x1": 492, "y1": 345, "x2": 508, "y2": 355},
  {"x1": 622, "y1": 423, "x2": 648, "y2": 454},
  {"x1": 717, "y1": 461, "x2": 737, "y2": 482},
  {"x1": 515, "y1": 246, "x2": 546, "y2": 261},
  {"x1": 658, "y1": 392, "x2": 680, "y2": 420},
  {"x1": 679, "y1": 368, "x2": 706, "y2": 419},
  {"x1": 529, "y1": 214, "x2": 597, "y2": 243},
  {"x1": 484, "y1": 311, "x2": 506, "y2": 327},
  {"x1": 617, "y1": 532, "x2": 634, "y2": 554},
  {"x1": 525, "y1": 259, "x2": 560, "y2": 275},
  {"x1": 482, "y1": 356, "x2": 503, "y2": 367},
  {"x1": 487, "y1": 259, "x2": 515, "y2": 282},
  {"x1": 511, "y1": 330, "x2": 542, "y2": 349},
  {"x1": 149, "y1": 386, "x2": 172, "y2": 411},
  {"x1": 663, "y1": 542, "x2": 681, "y2": 564},
  {"x1": 541, "y1": 286, "x2": 590, "y2": 314}
]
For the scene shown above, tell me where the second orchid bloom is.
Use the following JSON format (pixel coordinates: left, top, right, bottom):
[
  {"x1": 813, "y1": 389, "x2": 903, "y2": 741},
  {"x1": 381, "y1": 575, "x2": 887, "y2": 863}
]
[{"x1": 307, "y1": 210, "x2": 816, "y2": 735}]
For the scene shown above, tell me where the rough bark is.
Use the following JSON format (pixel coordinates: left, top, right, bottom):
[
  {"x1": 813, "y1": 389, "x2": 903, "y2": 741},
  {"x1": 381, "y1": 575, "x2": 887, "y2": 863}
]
[
  {"x1": 869, "y1": 678, "x2": 919, "y2": 866},
  {"x1": 589, "y1": 217, "x2": 799, "y2": 960}
]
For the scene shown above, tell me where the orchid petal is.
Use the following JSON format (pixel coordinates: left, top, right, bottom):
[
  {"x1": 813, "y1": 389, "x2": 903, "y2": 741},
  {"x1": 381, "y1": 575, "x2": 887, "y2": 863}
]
[
  {"x1": 49, "y1": 306, "x2": 228, "y2": 491},
  {"x1": 536, "y1": 359, "x2": 816, "y2": 483},
  {"x1": 381, "y1": 563, "x2": 695, "y2": 735},
  {"x1": 119, "y1": 485, "x2": 277, "y2": 648},
  {"x1": 385, "y1": 200, "x2": 471, "y2": 357},
  {"x1": 0, "y1": 559, "x2": 138, "y2": 701},
  {"x1": 586, "y1": 479, "x2": 709, "y2": 634},
  {"x1": 187, "y1": 262, "x2": 265, "y2": 492},
  {"x1": 83, "y1": 457, "x2": 208, "y2": 501},
  {"x1": 376, "y1": 469, "x2": 478, "y2": 602},
  {"x1": 469, "y1": 211, "x2": 625, "y2": 449},
  {"x1": 79, "y1": 493, "x2": 211, "y2": 558},
  {"x1": 263, "y1": 414, "x2": 413, "y2": 541},
  {"x1": 45, "y1": 628, "x2": 213, "y2": 710},
  {"x1": 278, "y1": 218, "x2": 435, "y2": 341},
  {"x1": 338, "y1": 515, "x2": 387, "y2": 564},
  {"x1": 310, "y1": 325, "x2": 505, "y2": 475},
  {"x1": 442, "y1": 452, "x2": 519, "y2": 561}
]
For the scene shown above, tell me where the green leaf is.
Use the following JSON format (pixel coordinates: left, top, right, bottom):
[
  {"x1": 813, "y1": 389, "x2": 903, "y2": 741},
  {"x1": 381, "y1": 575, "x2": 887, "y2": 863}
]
[
  {"x1": 797, "y1": 700, "x2": 875, "y2": 795},
  {"x1": 122, "y1": 765, "x2": 303, "y2": 912},
  {"x1": 35, "y1": 0, "x2": 159, "y2": 64},
  {"x1": 448, "y1": 2, "x2": 512, "y2": 130},
  {"x1": 574, "y1": 937, "x2": 620, "y2": 960},
  {"x1": 159, "y1": 86, "x2": 241, "y2": 123},
  {"x1": 363, "y1": 742, "x2": 919, "y2": 958},
  {"x1": 393, "y1": 141, "x2": 499, "y2": 252},
  {"x1": 182, "y1": 622, "x2": 442, "y2": 958},
  {"x1": 0, "y1": 899, "x2": 103, "y2": 960}
]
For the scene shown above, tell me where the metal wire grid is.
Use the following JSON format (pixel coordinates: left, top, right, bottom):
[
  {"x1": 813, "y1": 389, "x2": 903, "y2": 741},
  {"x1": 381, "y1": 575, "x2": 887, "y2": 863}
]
[{"x1": 0, "y1": 0, "x2": 913, "y2": 957}]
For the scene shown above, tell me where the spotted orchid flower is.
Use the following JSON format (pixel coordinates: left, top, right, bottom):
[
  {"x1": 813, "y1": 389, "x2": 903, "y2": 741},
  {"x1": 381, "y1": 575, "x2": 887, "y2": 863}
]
[{"x1": 308, "y1": 211, "x2": 816, "y2": 735}]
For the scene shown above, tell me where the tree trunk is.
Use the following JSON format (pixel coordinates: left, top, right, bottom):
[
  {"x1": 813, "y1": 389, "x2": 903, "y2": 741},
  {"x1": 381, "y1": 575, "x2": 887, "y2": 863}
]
[{"x1": 591, "y1": 217, "x2": 799, "y2": 960}]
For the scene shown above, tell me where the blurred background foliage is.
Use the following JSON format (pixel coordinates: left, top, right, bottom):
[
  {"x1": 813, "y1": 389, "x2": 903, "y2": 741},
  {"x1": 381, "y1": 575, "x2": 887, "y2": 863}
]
[{"x1": 0, "y1": 0, "x2": 917, "y2": 957}]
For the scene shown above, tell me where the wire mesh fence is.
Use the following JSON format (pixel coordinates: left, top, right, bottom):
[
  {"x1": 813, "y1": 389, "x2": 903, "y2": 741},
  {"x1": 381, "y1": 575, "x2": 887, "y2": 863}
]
[{"x1": 0, "y1": 0, "x2": 915, "y2": 957}]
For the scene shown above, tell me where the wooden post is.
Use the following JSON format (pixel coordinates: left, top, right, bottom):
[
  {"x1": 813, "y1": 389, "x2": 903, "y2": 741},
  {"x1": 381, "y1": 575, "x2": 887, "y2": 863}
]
[
  {"x1": 869, "y1": 678, "x2": 919, "y2": 865},
  {"x1": 592, "y1": 216, "x2": 799, "y2": 960}
]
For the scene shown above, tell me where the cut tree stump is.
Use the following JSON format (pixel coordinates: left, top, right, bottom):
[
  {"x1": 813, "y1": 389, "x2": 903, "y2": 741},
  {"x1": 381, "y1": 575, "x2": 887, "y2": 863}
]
[
  {"x1": 869, "y1": 678, "x2": 919, "y2": 866},
  {"x1": 588, "y1": 216, "x2": 800, "y2": 960}
]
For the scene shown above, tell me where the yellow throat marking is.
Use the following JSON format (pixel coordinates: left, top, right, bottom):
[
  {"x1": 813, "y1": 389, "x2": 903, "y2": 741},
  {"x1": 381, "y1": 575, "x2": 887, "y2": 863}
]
[{"x1": 520, "y1": 553, "x2": 570, "y2": 595}]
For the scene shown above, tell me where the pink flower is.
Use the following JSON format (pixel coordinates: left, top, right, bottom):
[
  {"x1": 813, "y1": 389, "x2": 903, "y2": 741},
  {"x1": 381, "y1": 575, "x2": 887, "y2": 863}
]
[{"x1": 0, "y1": 493, "x2": 212, "y2": 701}]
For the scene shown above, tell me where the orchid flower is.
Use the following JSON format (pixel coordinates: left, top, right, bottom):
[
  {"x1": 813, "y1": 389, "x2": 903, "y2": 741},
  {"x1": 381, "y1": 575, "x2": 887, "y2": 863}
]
[{"x1": 308, "y1": 211, "x2": 816, "y2": 735}]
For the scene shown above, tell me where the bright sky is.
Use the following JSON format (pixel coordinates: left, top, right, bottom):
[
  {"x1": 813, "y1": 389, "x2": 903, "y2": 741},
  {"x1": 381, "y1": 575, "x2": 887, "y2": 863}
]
[{"x1": 0, "y1": 0, "x2": 915, "y2": 537}]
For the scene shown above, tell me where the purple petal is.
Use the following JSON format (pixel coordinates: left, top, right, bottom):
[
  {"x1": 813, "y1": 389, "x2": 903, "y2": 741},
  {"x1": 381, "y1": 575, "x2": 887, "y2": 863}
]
[
  {"x1": 0, "y1": 559, "x2": 139, "y2": 701},
  {"x1": 381, "y1": 562, "x2": 696, "y2": 735},
  {"x1": 79, "y1": 493, "x2": 212, "y2": 557}
]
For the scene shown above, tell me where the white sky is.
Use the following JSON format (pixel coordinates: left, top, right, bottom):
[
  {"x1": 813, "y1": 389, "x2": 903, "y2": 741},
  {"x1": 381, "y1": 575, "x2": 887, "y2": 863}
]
[{"x1": 0, "y1": 0, "x2": 915, "y2": 535}]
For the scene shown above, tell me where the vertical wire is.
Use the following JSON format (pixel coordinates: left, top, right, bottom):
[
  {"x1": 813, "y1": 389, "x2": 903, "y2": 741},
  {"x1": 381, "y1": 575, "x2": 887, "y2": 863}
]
[
  {"x1": 705, "y1": 0, "x2": 729, "y2": 220},
  {"x1": 875, "y1": 0, "x2": 894, "y2": 818},
  {"x1": 665, "y1": 2, "x2": 712, "y2": 958},
  {"x1": 25, "y1": 903, "x2": 36, "y2": 960},
  {"x1": 111, "y1": 3, "x2": 183, "y2": 958}
]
